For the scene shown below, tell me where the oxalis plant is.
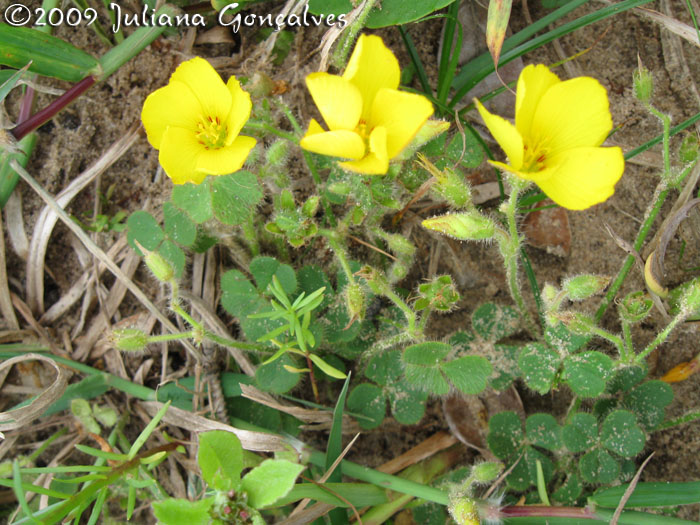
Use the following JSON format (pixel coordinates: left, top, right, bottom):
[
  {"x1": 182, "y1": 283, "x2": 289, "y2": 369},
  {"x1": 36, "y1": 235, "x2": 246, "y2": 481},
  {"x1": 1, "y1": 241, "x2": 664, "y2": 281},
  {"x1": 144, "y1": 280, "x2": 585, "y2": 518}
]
[{"x1": 4, "y1": 0, "x2": 700, "y2": 524}]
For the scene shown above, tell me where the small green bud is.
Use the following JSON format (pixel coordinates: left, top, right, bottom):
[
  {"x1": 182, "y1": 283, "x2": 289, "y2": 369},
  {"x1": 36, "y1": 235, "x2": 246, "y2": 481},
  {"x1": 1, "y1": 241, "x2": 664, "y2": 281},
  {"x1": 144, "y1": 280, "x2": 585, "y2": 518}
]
[
  {"x1": 301, "y1": 196, "x2": 320, "y2": 218},
  {"x1": 422, "y1": 212, "x2": 494, "y2": 241},
  {"x1": 680, "y1": 278, "x2": 700, "y2": 316},
  {"x1": 328, "y1": 181, "x2": 351, "y2": 196},
  {"x1": 385, "y1": 233, "x2": 415, "y2": 257},
  {"x1": 280, "y1": 189, "x2": 295, "y2": 211},
  {"x1": 619, "y1": 291, "x2": 653, "y2": 323},
  {"x1": 389, "y1": 262, "x2": 408, "y2": 282},
  {"x1": 345, "y1": 283, "x2": 366, "y2": 321},
  {"x1": 558, "y1": 312, "x2": 595, "y2": 335},
  {"x1": 111, "y1": 328, "x2": 149, "y2": 352},
  {"x1": 351, "y1": 206, "x2": 365, "y2": 225},
  {"x1": 145, "y1": 250, "x2": 175, "y2": 283},
  {"x1": 678, "y1": 133, "x2": 700, "y2": 163},
  {"x1": 265, "y1": 140, "x2": 289, "y2": 167},
  {"x1": 247, "y1": 72, "x2": 275, "y2": 97},
  {"x1": 563, "y1": 275, "x2": 609, "y2": 301},
  {"x1": 633, "y1": 57, "x2": 653, "y2": 103},
  {"x1": 668, "y1": 278, "x2": 700, "y2": 320},
  {"x1": 449, "y1": 497, "x2": 480, "y2": 525},
  {"x1": 417, "y1": 275, "x2": 460, "y2": 312},
  {"x1": 356, "y1": 266, "x2": 389, "y2": 295},
  {"x1": 542, "y1": 284, "x2": 558, "y2": 304},
  {"x1": 470, "y1": 461, "x2": 503, "y2": 483}
]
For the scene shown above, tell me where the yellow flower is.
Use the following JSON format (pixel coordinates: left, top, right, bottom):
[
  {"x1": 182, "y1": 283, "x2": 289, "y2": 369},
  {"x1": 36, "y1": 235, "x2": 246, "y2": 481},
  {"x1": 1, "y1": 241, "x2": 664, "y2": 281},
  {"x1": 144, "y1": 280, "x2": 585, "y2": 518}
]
[
  {"x1": 300, "y1": 34, "x2": 434, "y2": 175},
  {"x1": 141, "y1": 57, "x2": 256, "y2": 185},
  {"x1": 476, "y1": 64, "x2": 624, "y2": 210}
]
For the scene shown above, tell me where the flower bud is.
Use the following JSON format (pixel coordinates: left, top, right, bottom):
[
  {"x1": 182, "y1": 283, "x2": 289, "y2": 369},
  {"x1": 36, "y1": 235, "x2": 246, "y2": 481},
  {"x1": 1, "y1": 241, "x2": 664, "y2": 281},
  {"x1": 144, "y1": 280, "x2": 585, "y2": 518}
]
[
  {"x1": 449, "y1": 497, "x2": 480, "y2": 525},
  {"x1": 265, "y1": 140, "x2": 289, "y2": 168},
  {"x1": 680, "y1": 278, "x2": 700, "y2": 316},
  {"x1": 470, "y1": 461, "x2": 503, "y2": 483},
  {"x1": 301, "y1": 196, "x2": 320, "y2": 218},
  {"x1": 619, "y1": 291, "x2": 653, "y2": 323},
  {"x1": 111, "y1": 328, "x2": 149, "y2": 352},
  {"x1": 345, "y1": 283, "x2": 366, "y2": 321},
  {"x1": 145, "y1": 250, "x2": 175, "y2": 283},
  {"x1": 385, "y1": 233, "x2": 415, "y2": 257},
  {"x1": 422, "y1": 212, "x2": 494, "y2": 241},
  {"x1": 280, "y1": 189, "x2": 295, "y2": 211},
  {"x1": 679, "y1": 133, "x2": 700, "y2": 164},
  {"x1": 563, "y1": 275, "x2": 609, "y2": 301},
  {"x1": 633, "y1": 57, "x2": 653, "y2": 103}
]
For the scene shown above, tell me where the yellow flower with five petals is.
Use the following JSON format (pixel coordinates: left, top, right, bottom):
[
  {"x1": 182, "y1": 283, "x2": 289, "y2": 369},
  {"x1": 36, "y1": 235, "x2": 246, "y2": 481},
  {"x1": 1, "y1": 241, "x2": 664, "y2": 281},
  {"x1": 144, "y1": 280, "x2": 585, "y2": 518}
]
[
  {"x1": 475, "y1": 64, "x2": 624, "y2": 210},
  {"x1": 300, "y1": 34, "x2": 434, "y2": 175},
  {"x1": 141, "y1": 57, "x2": 256, "y2": 185}
]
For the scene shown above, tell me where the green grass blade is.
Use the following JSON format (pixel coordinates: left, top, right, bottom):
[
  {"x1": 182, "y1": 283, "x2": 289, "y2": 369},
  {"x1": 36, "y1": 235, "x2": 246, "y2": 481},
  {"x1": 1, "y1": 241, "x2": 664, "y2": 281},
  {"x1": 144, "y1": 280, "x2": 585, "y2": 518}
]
[
  {"x1": 398, "y1": 26, "x2": 433, "y2": 97},
  {"x1": 0, "y1": 25, "x2": 100, "y2": 82},
  {"x1": 326, "y1": 373, "x2": 351, "y2": 480},
  {"x1": 591, "y1": 481, "x2": 700, "y2": 508},
  {"x1": 128, "y1": 400, "x2": 171, "y2": 459},
  {"x1": 274, "y1": 482, "x2": 388, "y2": 508},
  {"x1": 74, "y1": 444, "x2": 125, "y2": 461},
  {"x1": 451, "y1": 0, "x2": 651, "y2": 107}
]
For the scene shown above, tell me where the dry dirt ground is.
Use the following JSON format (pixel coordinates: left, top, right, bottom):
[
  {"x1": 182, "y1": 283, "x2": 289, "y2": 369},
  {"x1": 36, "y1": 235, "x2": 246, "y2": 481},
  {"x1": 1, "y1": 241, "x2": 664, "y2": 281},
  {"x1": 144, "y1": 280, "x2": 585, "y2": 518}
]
[{"x1": 2, "y1": 0, "x2": 700, "y2": 521}]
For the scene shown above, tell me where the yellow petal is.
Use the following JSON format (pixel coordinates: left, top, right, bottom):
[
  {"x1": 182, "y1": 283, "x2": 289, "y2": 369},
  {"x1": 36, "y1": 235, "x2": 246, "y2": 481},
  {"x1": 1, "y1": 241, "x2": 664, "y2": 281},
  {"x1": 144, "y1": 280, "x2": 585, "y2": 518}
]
[
  {"x1": 534, "y1": 146, "x2": 624, "y2": 210},
  {"x1": 340, "y1": 126, "x2": 389, "y2": 174},
  {"x1": 141, "y1": 81, "x2": 202, "y2": 149},
  {"x1": 196, "y1": 135, "x2": 257, "y2": 175},
  {"x1": 515, "y1": 64, "x2": 560, "y2": 137},
  {"x1": 343, "y1": 34, "x2": 400, "y2": 122},
  {"x1": 158, "y1": 127, "x2": 206, "y2": 185},
  {"x1": 531, "y1": 76, "x2": 613, "y2": 155},
  {"x1": 300, "y1": 128, "x2": 365, "y2": 160},
  {"x1": 306, "y1": 73, "x2": 362, "y2": 131},
  {"x1": 476, "y1": 99, "x2": 524, "y2": 170},
  {"x1": 170, "y1": 57, "x2": 232, "y2": 122},
  {"x1": 224, "y1": 76, "x2": 252, "y2": 145},
  {"x1": 371, "y1": 88, "x2": 434, "y2": 159}
]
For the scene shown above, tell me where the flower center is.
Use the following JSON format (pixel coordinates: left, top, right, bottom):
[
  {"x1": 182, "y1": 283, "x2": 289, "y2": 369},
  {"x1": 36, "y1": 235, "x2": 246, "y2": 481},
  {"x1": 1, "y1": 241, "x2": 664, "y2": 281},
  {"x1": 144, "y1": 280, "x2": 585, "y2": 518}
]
[
  {"x1": 196, "y1": 116, "x2": 227, "y2": 149},
  {"x1": 522, "y1": 141, "x2": 549, "y2": 172}
]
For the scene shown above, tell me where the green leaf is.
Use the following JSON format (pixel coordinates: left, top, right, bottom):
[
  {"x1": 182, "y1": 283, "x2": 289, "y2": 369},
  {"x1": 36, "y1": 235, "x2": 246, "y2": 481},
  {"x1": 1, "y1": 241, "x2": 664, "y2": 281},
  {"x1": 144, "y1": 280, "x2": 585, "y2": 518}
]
[
  {"x1": 562, "y1": 351, "x2": 614, "y2": 398},
  {"x1": 506, "y1": 446, "x2": 553, "y2": 491},
  {"x1": 326, "y1": 375, "x2": 351, "y2": 484},
  {"x1": 197, "y1": 430, "x2": 243, "y2": 491},
  {"x1": 308, "y1": 0, "x2": 454, "y2": 28},
  {"x1": 526, "y1": 413, "x2": 562, "y2": 451},
  {"x1": 210, "y1": 171, "x2": 263, "y2": 225},
  {"x1": 127, "y1": 211, "x2": 163, "y2": 253},
  {"x1": 403, "y1": 341, "x2": 451, "y2": 395},
  {"x1": 157, "y1": 240, "x2": 185, "y2": 279},
  {"x1": 579, "y1": 449, "x2": 619, "y2": 484},
  {"x1": 441, "y1": 355, "x2": 492, "y2": 395},
  {"x1": 347, "y1": 383, "x2": 386, "y2": 430},
  {"x1": 472, "y1": 303, "x2": 520, "y2": 343},
  {"x1": 365, "y1": 350, "x2": 403, "y2": 386},
  {"x1": 163, "y1": 202, "x2": 197, "y2": 247},
  {"x1": 562, "y1": 412, "x2": 598, "y2": 453},
  {"x1": 545, "y1": 321, "x2": 590, "y2": 353},
  {"x1": 152, "y1": 497, "x2": 214, "y2": 525},
  {"x1": 308, "y1": 353, "x2": 347, "y2": 379},
  {"x1": 622, "y1": 380, "x2": 673, "y2": 430},
  {"x1": 241, "y1": 459, "x2": 305, "y2": 508},
  {"x1": 389, "y1": 386, "x2": 428, "y2": 425},
  {"x1": 601, "y1": 410, "x2": 646, "y2": 458},
  {"x1": 518, "y1": 343, "x2": 560, "y2": 394},
  {"x1": 487, "y1": 411, "x2": 523, "y2": 459},
  {"x1": 489, "y1": 344, "x2": 520, "y2": 390},
  {"x1": 552, "y1": 472, "x2": 582, "y2": 505},
  {"x1": 0, "y1": 25, "x2": 99, "y2": 82},
  {"x1": 250, "y1": 256, "x2": 297, "y2": 295},
  {"x1": 322, "y1": 300, "x2": 362, "y2": 344},
  {"x1": 171, "y1": 182, "x2": 212, "y2": 224},
  {"x1": 255, "y1": 354, "x2": 300, "y2": 394},
  {"x1": 448, "y1": 331, "x2": 476, "y2": 353},
  {"x1": 606, "y1": 365, "x2": 647, "y2": 394},
  {"x1": 297, "y1": 265, "x2": 334, "y2": 310},
  {"x1": 221, "y1": 270, "x2": 265, "y2": 318}
]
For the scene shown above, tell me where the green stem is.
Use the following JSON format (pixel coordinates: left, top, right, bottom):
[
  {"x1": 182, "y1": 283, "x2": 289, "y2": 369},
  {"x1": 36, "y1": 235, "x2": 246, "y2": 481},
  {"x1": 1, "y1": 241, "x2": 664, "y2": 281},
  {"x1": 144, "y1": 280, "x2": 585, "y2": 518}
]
[
  {"x1": 635, "y1": 312, "x2": 685, "y2": 363},
  {"x1": 146, "y1": 332, "x2": 195, "y2": 343},
  {"x1": 322, "y1": 231, "x2": 356, "y2": 286},
  {"x1": 244, "y1": 120, "x2": 298, "y2": 142},
  {"x1": 500, "y1": 177, "x2": 538, "y2": 336},
  {"x1": 588, "y1": 325, "x2": 625, "y2": 357},
  {"x1": 595, "y1": 183, "x2": 671, "y2": 322},
  {"x1": 242, "y1": 215, "x2": 260, "y2": 256},
  {"x1": 657, "y1": 411, "x2": 700, "y2": 430},
  {"x1": 621, "y1": 319, "x2": 634, "y2": 362},
  {"x1": 646, "y1": 104, "x2": 672, "y2": 178}
]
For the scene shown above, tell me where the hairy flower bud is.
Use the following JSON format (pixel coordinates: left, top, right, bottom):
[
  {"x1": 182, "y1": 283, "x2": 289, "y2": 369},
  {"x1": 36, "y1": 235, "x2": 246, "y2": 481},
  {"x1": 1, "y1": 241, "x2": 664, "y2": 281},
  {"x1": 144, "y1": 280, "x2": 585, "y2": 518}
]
[
  {"x1": 633, "y1": 57, "x2": 654, "y2": 103},
  {"x1": 563, "y1": 275, "x2": 609, "y2": 301},
  {"x1": 422, "y1": 212, "x2": 495, "y2": 241},
  {"x1": 111, "y1": 328, "x2": 149, "y2": 352}
]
